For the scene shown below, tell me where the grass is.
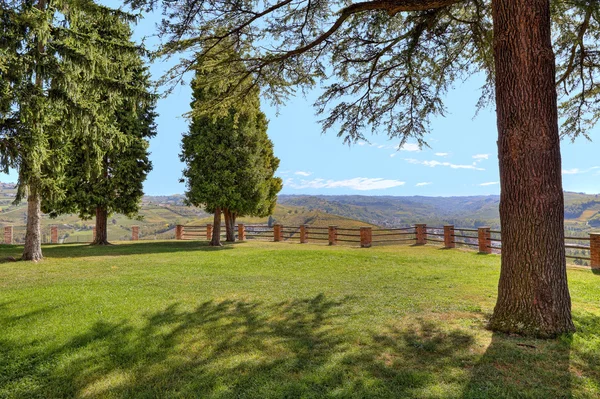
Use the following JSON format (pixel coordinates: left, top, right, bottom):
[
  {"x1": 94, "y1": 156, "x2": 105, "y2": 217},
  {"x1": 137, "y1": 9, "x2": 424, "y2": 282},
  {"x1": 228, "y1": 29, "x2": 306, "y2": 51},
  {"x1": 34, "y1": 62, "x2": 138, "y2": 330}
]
[{"x1": 1, "y1": 241, "x2": 599, "y2": 398}]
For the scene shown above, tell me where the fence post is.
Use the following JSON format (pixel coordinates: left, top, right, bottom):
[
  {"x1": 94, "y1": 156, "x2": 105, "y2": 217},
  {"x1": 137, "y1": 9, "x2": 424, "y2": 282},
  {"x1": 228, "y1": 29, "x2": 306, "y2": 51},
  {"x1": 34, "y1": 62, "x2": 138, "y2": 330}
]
[
  {"x1": 415, "y1": 224, "x2": 427, "y2": 245},
  {"x1": 4, "y1": 226, "x2": 12, "y2": 245},
  {"x1": 51, "y1": 226, "x2": 58, "y2": 244},
  {"x1": 590, "y1": 233, "x2": 600, "y2": 269},
  {"x1": 92, "y1": 226, "x2": 96, "y2": 242},
  {"x1": 273, "y1": 224, "x2": 282, "y2": 242},
  {"x1": 360, "y1": 227, "x2": 372, "y2": 248},
  {"x1": 328, "y1": 226, "x2": 337, "y2": 246},
  {"x1": 132, "y1": 226, "x2": 139, "y2": 241},
  {"x1": 238, "y1": 224, "x2": 245, "y2": 241},
  {"x1": 478, "y1": 227, "x2": 491, "y2": 254},
  {"x1": 176, "y1": 225, "x2": 184, "y2": 240},
  {"x1": 300, "y1": 225, "x2": 308, "y2": 243},
  {"x1": 444, "y1": 225, "x2": 455, "y2": 249},
  {"x1": 206, "y1": 224, "x2": 213, "y2": 240}
]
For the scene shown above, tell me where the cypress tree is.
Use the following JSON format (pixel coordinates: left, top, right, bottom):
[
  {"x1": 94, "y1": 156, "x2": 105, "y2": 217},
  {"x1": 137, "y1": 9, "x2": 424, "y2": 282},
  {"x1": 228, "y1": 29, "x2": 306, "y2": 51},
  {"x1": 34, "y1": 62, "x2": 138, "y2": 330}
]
[{"x1": 180, "y1": 54, "x2": 282, "y2": 246}]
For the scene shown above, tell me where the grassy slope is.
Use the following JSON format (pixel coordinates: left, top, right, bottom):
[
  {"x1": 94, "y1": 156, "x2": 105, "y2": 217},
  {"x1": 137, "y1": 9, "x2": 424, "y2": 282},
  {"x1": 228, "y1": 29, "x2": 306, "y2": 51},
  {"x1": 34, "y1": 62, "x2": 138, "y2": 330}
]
[{"x1": 1, "y1": 241, "x2": 599, "y2": 398}]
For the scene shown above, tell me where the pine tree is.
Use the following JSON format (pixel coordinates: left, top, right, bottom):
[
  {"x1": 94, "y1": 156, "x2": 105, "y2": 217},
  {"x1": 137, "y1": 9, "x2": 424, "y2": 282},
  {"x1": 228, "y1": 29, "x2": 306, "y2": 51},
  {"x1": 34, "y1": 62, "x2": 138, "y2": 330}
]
[
  {"x1": 0, "y1": 0, "x2": 142, "y2": 259},
  {"x1": 180, "y1": 55, "x2": 282, "y2": 246},
  {"x1": 41, "y1": 16, "x2": 158, "y2": 245}
]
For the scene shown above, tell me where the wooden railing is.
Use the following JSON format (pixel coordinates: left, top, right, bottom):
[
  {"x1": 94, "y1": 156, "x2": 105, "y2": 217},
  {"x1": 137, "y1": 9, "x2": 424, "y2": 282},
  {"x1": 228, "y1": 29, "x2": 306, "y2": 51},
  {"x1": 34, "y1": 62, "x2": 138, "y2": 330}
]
[{"x1": 177, "y1": 223, "x2": 600, "y2": 269}]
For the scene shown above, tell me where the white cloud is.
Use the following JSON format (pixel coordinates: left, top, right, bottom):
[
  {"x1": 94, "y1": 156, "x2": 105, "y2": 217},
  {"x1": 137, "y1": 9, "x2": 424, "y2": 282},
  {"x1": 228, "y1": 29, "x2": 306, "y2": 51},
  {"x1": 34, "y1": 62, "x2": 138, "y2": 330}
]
[
  {"x1": 562, "y1": 166, "x2": 600, "y2": 175},
  {"x1": 404, "y1": 158, "x2": 485, "y2": 171},
  {"x1": 435, "y1": 152, "x2": 449, "y2": 157},
  {"x1": 378, "y1": 145, "x2": 386, "y2": 149},
  {"x1": 287, "y1": 177, "x2": 405, "y2": 191},
  {"x1": 400, "y1": 143, "x2": 421, "y2": 152},
  {"x1": 416, "y1": 182, "x2": 432, "y2": 187},
  {"x1": 357, "y1": 142, "x2": 367, "y2": 146},
  {"x1": 472, "y1": 154, "x2": 490, "y2": 160},
  {"x1": 294, "y1": 171, "x2": 312, "y2": 177},
  {"x1": 389, "y1": 153, "x2": 396, "y2": 158},
  {"x1": 479, "y1": 181, "x2": 499, "y2": 186}
]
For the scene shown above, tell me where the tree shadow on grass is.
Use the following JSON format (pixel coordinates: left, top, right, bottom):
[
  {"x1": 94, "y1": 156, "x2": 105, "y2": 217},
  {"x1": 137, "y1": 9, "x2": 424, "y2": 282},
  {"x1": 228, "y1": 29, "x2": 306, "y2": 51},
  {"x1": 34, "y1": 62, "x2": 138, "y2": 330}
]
[
  {"x1": 463, "y1": 312, "x2": 600, "y2": 399},
  {"x1": 1, "y1": 295, "x2": 476, "y2": 398},
  {"x1": 1, "y1": 296, "x2": 598, "y2": 398}
]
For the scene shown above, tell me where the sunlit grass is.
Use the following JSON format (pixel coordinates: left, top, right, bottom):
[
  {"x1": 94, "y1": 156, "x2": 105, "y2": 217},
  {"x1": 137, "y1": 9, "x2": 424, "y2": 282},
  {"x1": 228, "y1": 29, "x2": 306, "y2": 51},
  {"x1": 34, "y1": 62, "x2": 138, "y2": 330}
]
[{"x1": 1, "y1": 241, "x2": 598, "y2": 398}]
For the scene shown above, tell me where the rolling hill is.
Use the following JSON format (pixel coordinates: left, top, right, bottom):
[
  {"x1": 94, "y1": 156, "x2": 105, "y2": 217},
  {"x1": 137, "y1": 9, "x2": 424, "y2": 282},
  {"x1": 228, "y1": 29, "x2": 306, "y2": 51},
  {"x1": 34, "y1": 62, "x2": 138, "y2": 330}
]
[{"x1": 0, "y1": 181, "x2": 598, "y2": 243}]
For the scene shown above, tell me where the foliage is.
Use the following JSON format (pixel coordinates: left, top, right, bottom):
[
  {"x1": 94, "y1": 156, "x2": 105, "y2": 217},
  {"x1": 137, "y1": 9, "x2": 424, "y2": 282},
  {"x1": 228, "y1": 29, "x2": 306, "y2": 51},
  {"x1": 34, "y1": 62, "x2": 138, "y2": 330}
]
[
  {"x1": 128, "y1": 0, "x2": 600, "y2": 144},
  {"x1": 0, "y1": 0, "x2": 140, "y2": 202},
  {"x1": 1, "y1": 242, "x2": 599, "y2": 397},
  {"x1": 42, "y1": 58, "x2": 158, "y2": 221},
  {"x1": 180, "y1": 50, "x2": 282, "y2": 219}
]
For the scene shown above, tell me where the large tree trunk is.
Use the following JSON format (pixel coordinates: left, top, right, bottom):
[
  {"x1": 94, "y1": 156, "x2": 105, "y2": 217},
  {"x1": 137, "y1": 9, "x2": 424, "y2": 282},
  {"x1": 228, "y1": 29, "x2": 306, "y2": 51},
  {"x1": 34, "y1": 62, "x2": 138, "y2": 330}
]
[
  {"x1": 92, "y1": 206, "x2": 110, "y2": 245},
  {"x1": 224, "y1": 209, "x2": 236, "y2": 242},
  {"x1": 489, "y1": 0, "x2": 575, "y2": 337},
  {"x1": 210, "y1": 207, "x2": 223, "y2": 246},
  {"x1": 22, "y1": 186, "x2": 43, "y2": 261}
]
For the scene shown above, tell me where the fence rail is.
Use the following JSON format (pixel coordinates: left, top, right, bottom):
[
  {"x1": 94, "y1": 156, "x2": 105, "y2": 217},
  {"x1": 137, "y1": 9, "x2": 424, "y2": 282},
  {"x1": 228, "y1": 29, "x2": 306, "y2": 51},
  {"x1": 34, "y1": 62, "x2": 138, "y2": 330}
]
[
  {"x1": 0, "y1": 225, "x2": 144, "y2": 244},
  {"x1": 175, "y1": 223, "x2": 600, "y2": 269}
]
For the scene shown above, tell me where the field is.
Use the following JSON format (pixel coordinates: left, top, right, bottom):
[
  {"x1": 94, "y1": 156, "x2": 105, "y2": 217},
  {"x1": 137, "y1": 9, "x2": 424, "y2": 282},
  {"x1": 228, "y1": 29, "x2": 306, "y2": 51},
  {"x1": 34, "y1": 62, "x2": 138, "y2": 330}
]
[{"x1": 1, "y1": 241, "x2": 599, "y2": 398}]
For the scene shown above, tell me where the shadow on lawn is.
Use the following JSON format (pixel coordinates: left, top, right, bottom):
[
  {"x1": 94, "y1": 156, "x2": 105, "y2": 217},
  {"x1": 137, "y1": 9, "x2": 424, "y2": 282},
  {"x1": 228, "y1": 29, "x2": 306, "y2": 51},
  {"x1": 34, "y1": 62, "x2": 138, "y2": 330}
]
[
  {"x1": 1, "y1": 296, "x2": 598, "y2": 398},
  {"x1": 34, "y1": 240, "x2": 239, "y2": 259}
]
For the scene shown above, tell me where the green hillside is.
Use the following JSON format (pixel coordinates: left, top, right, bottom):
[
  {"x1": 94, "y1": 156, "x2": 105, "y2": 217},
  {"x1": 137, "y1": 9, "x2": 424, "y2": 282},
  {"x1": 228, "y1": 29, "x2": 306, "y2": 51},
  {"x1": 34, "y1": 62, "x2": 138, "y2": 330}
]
[
  {"x1": 0, "y1": 187, "x2": 374, "y2": 243},
  {"x1": 1, "y1": 182, "x2": 598, "y2": 243},
  {"x1": 278, "y1": 192, "x2": 600, "y2": 235}
]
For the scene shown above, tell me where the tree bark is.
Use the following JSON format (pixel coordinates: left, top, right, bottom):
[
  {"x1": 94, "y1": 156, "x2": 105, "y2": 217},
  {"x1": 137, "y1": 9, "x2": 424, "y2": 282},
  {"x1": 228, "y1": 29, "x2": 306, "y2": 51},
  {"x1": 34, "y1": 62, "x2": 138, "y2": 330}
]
[
  {"x1": 489, "y1": 0, "x2": 575, "y2": 337},
  {"x1": 22, "y1": 186, "x2": 43, "y2": 261},
  {"x1": 210, "y1": 207, "x2": 223, "y2": 246},
  {"x1": 224, "y1": 209, "x2": 236, "y2": 242},
  {"x1": 92, "y1": 206, "x2": 110, "y2": 245},
  {"x1": 22, "y1": 0, "x2": 47, "y2": 262}
]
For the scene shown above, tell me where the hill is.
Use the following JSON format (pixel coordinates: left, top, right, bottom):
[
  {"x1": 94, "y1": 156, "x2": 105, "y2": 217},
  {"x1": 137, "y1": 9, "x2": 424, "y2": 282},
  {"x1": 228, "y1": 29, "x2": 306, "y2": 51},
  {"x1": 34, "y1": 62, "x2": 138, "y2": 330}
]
[
  {"x1": 0, "y1": 188, "x2": 374, "y2": 243},
  {"x1": 278, "y1": 192, "x2": 600, "y2": 234},
  {"x1": 0, "y1": 181, "x2": 598, "y2": 242}
]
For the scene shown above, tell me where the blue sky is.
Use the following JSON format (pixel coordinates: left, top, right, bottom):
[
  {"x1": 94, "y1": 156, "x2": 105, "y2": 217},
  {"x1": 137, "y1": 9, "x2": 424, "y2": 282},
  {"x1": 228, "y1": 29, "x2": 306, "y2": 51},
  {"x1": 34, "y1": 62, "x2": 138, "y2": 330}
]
[{"x1": 5, "y1": 6, "x2": 599, "y2": 196}]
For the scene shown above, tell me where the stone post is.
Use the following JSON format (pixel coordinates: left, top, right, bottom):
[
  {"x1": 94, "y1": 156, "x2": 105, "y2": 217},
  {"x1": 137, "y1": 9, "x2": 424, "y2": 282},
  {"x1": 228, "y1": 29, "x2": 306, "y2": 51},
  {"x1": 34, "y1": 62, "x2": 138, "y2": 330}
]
[
  {"x1": 415, "y1": 224, "x2": 427, "y2": 245},
  {"x1": 478, "y1": 227, "x2": 492, "y2": 254},
  {"x1": 206, "y1": 224, "x2": 213, "y2": 241},
  {"x1": 132, "y1": 226, "x2": 139, "y2": 241},
  {"x1": 51, "y1": 226, "x2": 58, "y2": 244},
  {"x1": 273, "y1": 224, "x2": 282, "y2": 242},
  {"x1": 590, "y1": 233, "x2": 600, "y2": 269},
  {"x1": 360, "y1": 227, "x2": 372, "y2": 248},
  {"x1": 328, "y1": 226, "x2": 337, "y2": 246},
  {"x1": 4, "y1": 226, "x2": 13, "y2": 245},
  {"x1": 238, "y1": 224, "x2": 245, "y2": 241},
  {"x1": 444, "y1": 225, "x2": 455, "y2": 249},
  {"x1": 176, "y1": 225, "x2": 184, "y2": 240},
  {"x1": 92, "y1": 226, "x2": 96, "y2": 242},
  {"x1": 300, "y1": 225, "x2": 308, "y2": 244}
]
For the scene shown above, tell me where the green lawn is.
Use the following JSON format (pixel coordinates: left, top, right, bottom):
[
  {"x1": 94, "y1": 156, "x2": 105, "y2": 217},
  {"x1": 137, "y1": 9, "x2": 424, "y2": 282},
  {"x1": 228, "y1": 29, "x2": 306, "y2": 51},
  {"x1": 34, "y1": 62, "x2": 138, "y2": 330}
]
[{"x1": 1, "y1": 241, "x2": 599, "y2": 398}]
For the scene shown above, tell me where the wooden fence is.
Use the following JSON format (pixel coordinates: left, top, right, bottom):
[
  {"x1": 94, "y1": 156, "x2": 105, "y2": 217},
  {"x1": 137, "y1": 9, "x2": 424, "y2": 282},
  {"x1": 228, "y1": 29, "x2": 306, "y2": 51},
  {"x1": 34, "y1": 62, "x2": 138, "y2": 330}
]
[
  {"x1": 0, "y1": 225, "x2": 142, "y2": 244},
  {"x1": 177, "y1": 223, "x2": 600, "y2": 269}
]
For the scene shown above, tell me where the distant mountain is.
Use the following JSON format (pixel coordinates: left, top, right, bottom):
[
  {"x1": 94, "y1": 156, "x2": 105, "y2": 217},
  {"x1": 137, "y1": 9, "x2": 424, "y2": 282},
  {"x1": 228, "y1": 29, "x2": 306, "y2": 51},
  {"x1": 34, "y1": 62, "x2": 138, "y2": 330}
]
[
  {"x1": 0, "y1": 180, "x2": 598, "y2": 242},
  {"x1": 278, "y1": 192, "x2": 600, "y2": 233}
]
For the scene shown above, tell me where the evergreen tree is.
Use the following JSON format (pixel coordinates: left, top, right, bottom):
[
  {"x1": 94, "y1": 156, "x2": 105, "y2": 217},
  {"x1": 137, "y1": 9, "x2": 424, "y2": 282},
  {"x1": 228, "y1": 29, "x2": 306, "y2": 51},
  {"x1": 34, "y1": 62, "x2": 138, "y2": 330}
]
[
  {"x1": 129, "y1": 0, "x2": 600, "y2": 336},
  {"x1": 180, "y1": 57, "x2": 282, "y2": 246},
  {"x1": 0, "y1": 0, "x2": 142, "y2": 259},
  {"x1": 42, "y1": 64, "x2": 157, "y2": 245}
]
